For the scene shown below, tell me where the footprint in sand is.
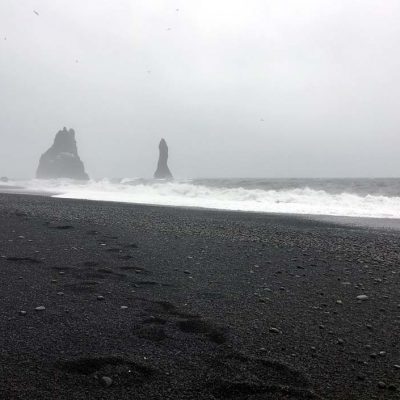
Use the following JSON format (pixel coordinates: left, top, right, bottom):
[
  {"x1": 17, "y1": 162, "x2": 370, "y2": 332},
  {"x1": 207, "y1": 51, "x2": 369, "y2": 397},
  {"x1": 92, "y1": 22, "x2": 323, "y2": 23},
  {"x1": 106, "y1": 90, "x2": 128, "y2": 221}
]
[
  {"x1": 205, "y1": 352, "x2": 321, "y2": 399},
  {"x1": 57, "y1": 356, "x2": 156, "y2": 387},
  {"x1": 177, "y1": 318, "x2": 228, "y2": 344}
]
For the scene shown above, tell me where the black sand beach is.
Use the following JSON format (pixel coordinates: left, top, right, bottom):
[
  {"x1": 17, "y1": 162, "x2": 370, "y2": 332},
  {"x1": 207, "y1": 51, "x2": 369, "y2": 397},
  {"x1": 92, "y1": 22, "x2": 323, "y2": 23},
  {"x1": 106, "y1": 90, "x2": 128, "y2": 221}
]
[{"x1": 0, "y1": 193, "x2": 399, "y2": 400}]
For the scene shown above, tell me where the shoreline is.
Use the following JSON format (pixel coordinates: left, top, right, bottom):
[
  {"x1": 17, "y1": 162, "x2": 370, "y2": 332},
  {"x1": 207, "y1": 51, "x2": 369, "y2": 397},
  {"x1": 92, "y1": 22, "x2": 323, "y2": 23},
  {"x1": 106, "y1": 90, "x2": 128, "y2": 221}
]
[
  {"x1": 0, "y1": 192, "x2": 399, "y2": 399},
  {"x1": 1, "y1": 188, "x2": 400, "y2": 231}
]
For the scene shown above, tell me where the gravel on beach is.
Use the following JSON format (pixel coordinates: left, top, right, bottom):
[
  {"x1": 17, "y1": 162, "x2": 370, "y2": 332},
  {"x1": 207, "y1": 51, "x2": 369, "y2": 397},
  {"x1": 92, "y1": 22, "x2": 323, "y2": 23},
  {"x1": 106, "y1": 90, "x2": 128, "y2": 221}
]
[{"x1": 0, "y1": 193, "x2": 399, "y2": 400}]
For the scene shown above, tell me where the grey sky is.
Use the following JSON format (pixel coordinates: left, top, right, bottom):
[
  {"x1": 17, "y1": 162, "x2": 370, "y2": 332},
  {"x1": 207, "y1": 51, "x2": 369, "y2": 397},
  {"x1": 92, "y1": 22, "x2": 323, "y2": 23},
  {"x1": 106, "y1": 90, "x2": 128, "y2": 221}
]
[{"x1": 1, "y1": 0, "x2": 399, "y2": 179}]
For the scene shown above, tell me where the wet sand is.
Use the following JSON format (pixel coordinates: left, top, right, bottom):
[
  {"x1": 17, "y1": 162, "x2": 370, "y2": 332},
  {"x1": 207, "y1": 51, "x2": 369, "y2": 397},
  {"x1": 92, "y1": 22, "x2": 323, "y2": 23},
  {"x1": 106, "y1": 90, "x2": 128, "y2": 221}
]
[{"x1": 0, "y1": 193, "x2": 399, "y2": 399}]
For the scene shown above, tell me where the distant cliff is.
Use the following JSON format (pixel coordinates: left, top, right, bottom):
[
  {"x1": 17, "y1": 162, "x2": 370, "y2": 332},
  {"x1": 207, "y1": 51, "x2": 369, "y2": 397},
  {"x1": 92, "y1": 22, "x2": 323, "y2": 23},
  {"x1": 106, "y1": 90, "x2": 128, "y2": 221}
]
[
  {"x1": 36, "y1": 127, "x2": 89, "y2": 180},
  {"x1": 154, "y1": 139, "x2": 173, "y2": 179}
]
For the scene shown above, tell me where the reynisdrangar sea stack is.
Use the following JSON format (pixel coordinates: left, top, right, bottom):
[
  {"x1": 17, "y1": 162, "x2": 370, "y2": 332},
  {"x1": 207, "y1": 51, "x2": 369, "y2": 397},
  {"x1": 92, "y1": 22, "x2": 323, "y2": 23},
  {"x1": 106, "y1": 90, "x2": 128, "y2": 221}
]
[
  {"x1": 154, "y1": 138, "x2": 173, "y2": 179},
  {"x1": 36, "y1": 127, "x2": 89, "y2": 180}
]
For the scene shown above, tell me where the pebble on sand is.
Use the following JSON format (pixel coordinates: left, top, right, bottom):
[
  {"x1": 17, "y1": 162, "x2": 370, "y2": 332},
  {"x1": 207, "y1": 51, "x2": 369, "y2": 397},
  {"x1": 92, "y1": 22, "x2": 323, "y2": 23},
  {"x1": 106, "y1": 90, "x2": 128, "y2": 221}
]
[
  {"x1": 35, "y1": 306, "x2": 45, "y2": 311},
  {"x1": 269, "y1": 327, "x2": 281, "y2": 334},
  {"x1": 97, "y1": 296, "x2": 105, "y2": 301},
  {"x1": 120, "y1": 306, "x2": 128, "y2": 309},
  {"x1": 356, "y1": 295, "x2": 368, "y2": 301},
  {"x1": 19, "y1": 311, "x2": 27, "y2": 316},
  {"x1": 100, "y1": 376, "x2": 113, "y2": 387}
]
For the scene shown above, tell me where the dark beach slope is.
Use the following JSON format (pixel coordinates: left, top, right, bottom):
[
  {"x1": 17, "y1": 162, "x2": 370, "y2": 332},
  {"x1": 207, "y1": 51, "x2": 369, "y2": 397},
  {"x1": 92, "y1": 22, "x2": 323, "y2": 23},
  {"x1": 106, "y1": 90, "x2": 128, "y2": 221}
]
[{"x1": 0, "y1": 193, "x2": 398, "y2": 400}]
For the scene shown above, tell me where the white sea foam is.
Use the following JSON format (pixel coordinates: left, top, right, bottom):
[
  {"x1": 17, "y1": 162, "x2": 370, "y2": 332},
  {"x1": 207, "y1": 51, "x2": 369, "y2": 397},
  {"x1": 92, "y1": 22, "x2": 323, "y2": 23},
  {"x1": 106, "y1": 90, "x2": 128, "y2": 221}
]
[{"x1": 9, "y1": 178, "x2": 400, "y2": 219}]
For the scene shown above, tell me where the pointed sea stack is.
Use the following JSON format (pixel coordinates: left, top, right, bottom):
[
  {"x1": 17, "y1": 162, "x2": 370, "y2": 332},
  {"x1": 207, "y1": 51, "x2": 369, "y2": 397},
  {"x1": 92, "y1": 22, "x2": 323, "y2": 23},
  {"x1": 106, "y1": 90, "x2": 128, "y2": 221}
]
[
  {"x1": 36, "y1": 127, "x2": 89, "y2": 180},
  {"x1": 154, "y1": 139, "x2": 173, "y2": 180}
]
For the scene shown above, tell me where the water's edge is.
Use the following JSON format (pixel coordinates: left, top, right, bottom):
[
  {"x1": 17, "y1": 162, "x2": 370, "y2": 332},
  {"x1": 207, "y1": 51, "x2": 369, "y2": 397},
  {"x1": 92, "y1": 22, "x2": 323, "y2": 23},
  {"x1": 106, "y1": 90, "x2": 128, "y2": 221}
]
[
  {"x1": 2, "y1": 177, "x2": 400, "y2": 220},
  {"x1": 1, "y1": 187, "x2": 400, "y2": 231}
]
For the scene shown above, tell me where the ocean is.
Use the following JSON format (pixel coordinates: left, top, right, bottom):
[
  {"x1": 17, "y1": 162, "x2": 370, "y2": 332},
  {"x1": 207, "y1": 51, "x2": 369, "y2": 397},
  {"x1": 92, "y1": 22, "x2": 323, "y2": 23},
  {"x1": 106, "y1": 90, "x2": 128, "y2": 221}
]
[{"x1": 1, "y1": 177, "x2": 400, "y2": 219}]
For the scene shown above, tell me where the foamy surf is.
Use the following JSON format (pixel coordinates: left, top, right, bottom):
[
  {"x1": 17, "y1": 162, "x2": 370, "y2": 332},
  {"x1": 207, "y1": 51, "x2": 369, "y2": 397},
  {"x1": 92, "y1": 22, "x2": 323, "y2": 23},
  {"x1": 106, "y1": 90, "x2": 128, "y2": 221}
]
[{"x1": 5, "y1": 178, "x2": 400, "y2": 219}]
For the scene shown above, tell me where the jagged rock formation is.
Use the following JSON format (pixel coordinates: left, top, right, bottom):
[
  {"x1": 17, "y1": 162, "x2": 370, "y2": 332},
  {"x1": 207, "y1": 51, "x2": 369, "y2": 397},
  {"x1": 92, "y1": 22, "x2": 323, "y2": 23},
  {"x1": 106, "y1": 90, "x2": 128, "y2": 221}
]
[
  {"x1": 36, "y1": 127, "x2": 89, "y2": 180},
  {"x1": 154, "y1": 139, "x2": 173, "y2": 179}
]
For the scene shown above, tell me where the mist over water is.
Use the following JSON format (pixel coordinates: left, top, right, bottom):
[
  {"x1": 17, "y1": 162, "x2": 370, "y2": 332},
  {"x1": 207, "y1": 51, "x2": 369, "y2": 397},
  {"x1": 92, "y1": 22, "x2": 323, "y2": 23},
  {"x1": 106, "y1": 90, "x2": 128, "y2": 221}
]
[{"x1": 2, "y1": 177, "x2": 400, "y2": 219}]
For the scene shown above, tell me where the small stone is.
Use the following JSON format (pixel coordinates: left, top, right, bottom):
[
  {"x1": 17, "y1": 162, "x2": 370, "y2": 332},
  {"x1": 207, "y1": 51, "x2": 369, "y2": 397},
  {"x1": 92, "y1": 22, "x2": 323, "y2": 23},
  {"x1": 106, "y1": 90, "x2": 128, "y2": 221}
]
[
  {"x1": 97, "y1": 296, "x2": 105, "y2": 301},
  {"x1": 269, "y1": 327, "x2": 280, "y2": 334},
  {"x1": 356, "y1": 295, "x2": 368, "y2": 301},
  {"x1": 377, "y1": 381, "x2": 386, "y2": 389},
  {"x1": 120, "y1": 306, "x2": 128, "y2": 309},
  {"x1": 35, "y1": 306, "x2": 45, "y2": 311},
  {"x1": 57, "y1": 292, "x2": 64, "y2": 296},
  {"x1": 336, "y1": 300, "x2": 343, "y2": 305},
  {"x1": 379, "y1": 351, "x2": 386, "y2": 357},
  {"x1": 394, "y1": 364, "x2": 400, "y2": 370},
  {"x1": 183, "y1": 270, "x2": 191, "y2": 274},
  {"x1": 100, "y1": 376, "x2": 113, "y2": 387},
  {"x1": 366, "y1": 324, "x2": 373, "y2": 330},
  {"x1": 19, "y1": 311, "x2": 27, "y2": 316},
  {"x1": 337, "y1": 338, "x2": 344, "y2": 345}
]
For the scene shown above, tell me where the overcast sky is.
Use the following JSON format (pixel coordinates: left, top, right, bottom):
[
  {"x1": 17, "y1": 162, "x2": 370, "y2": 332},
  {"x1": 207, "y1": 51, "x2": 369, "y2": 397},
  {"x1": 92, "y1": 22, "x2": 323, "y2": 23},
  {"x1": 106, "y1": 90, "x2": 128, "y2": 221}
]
[{"x1": 1, "y1": 0, "x2": 399, "y2": 179}]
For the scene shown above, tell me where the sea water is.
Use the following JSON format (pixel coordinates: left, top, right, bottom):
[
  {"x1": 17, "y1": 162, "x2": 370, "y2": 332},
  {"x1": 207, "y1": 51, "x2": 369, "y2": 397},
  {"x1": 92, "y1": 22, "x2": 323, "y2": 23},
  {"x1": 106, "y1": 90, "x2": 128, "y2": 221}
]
[{"x1": 1, "y1": 177, "x2": 400, "y2": 219}]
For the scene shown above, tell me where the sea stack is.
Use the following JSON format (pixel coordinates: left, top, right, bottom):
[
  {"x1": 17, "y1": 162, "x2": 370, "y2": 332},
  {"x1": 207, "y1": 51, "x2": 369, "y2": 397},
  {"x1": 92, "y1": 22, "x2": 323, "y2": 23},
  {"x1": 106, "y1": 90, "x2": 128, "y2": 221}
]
[
  {"x1": 36, "y1": 127, "x2": 89, "y2": 180},
  {"x1": 154, "y1": 138, "x2": 173, "y2": 179}
]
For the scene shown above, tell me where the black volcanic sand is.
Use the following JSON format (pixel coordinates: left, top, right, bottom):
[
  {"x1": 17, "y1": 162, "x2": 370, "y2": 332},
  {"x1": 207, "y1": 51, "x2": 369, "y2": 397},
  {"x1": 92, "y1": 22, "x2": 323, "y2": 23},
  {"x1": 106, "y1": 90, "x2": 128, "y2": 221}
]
[{"x1": 0, "y1": 193, "x2": 399, "y2": 400}]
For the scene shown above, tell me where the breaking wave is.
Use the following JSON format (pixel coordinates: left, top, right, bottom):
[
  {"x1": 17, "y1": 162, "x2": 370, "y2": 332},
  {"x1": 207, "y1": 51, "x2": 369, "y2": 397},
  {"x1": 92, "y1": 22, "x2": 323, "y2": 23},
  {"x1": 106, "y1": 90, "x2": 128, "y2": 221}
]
[{"x1": 3, "y1": 178, "x2": 400, "y2": 219}]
